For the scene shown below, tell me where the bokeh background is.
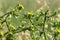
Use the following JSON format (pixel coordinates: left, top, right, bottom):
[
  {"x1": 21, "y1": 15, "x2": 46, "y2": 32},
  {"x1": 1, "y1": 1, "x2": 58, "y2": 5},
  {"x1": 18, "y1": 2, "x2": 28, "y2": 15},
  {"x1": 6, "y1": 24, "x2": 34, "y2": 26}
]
[{"x1": 0, "y1": 0, "x2": 60, "y2": 13}]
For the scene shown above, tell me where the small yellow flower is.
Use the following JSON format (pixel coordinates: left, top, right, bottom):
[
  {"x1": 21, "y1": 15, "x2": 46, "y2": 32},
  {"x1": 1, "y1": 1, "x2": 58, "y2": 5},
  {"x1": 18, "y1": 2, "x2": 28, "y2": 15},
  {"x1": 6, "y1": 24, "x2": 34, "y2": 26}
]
[
  {"x1": 27, "y1": 12, "x2": 32, "y2": 15},
  {"x1": 0, "y1": 32, "x2": 4, "y2": 37},
  {"x1": 57, "y1": 30, "x2": 60, "y2": 33},
  {"x1": 9, "y1": 32, "x2": 13, "y2": 35},
  {"x1": 10, "y1": 25, "x2": 16, "y2": 30},
  {"x1": 18, "y1": 4, "x2": 24, "y2": 10}
]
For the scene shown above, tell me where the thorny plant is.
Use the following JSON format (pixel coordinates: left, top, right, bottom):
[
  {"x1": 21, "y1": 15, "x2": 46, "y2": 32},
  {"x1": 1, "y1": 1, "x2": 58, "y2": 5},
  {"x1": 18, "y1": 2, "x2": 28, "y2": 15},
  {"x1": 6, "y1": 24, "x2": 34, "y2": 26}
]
[{"x1": 0, "y1": 2, "x2": 60, "y2": 40}]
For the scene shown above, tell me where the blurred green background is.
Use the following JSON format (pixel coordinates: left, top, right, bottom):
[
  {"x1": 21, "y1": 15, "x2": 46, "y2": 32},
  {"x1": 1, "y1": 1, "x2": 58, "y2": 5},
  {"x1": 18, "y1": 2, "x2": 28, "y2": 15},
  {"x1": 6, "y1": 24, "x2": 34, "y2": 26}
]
[{"x1": 0, "y1": 0, "x2": 60, "y2": 12}]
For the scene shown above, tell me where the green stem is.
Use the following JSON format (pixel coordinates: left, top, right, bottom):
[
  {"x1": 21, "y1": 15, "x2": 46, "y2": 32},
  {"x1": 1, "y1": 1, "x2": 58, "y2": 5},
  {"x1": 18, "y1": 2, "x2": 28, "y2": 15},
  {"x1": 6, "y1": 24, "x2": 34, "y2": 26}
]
[
  {"x1": 42, "y1": 10, "x2": 48, "y2": 40},
  {"x1": 43, "y1": 15, "x2": 46, "y2": 40},
  {"x1": 28, "y1": 18, "x2": 38, "y2": 30},
  {"x1": 0, "y1": 11, "x2": 11, "y2": 18},
  {"x1": 4, "y1": 13, "x2": 11, "y2": 31},
  {"x1": 4, "y1": 27, "x2": 31, "y2": 36},
  {"x1": 47, "y1": 11, "x2": 56, "y2": 18}
]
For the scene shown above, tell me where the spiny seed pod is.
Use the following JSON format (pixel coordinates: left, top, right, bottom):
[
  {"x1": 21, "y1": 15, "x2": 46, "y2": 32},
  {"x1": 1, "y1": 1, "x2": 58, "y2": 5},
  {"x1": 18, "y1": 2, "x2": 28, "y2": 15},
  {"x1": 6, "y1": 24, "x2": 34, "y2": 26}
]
[
  {"x1": 10, "y1": 25, "x2": 16, "y2": 30},
  {"x1": 9, "y1": 32, "x2": 13, "y2": 37},
  {"x1": 17, "y1": 4, "x2": 24, "y2": 10}
]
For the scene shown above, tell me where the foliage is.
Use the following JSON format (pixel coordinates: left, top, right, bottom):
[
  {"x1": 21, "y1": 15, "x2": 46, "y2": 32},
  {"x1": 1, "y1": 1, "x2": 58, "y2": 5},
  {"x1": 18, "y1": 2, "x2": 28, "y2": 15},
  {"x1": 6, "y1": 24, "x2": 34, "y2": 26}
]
[{"x1": 0, "y1": 1, "x2": 60, "y2": 40}]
